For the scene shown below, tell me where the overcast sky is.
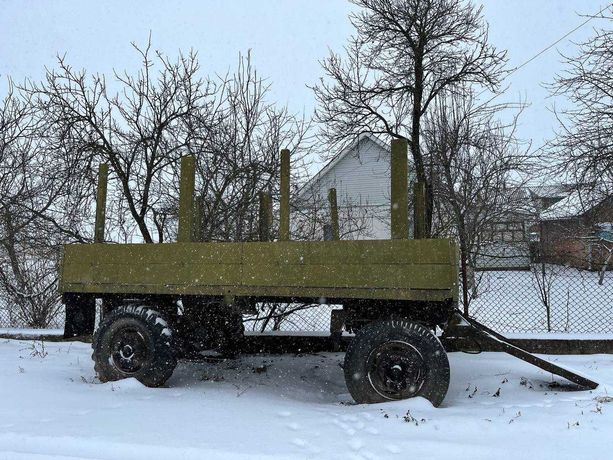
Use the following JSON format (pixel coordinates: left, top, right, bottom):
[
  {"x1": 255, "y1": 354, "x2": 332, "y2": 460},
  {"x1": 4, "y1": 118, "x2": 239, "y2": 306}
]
[{"x1": 0, "y1": 0, "x2": 610, "y2": 158}]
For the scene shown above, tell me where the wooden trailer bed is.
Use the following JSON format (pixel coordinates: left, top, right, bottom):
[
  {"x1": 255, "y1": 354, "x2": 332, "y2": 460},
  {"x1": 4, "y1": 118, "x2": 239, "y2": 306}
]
[{"x1": 59, "y1": 238, "x2": 458, "y2": 303}]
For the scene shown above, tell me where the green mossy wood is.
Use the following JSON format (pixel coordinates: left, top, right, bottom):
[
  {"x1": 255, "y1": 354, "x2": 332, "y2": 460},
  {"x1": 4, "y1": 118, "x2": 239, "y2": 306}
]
[
  {"x1": 59, "y1": 239, "x2": 458, "y2": 303},
  {"x1": 93, "y1": 163, "x2": 108, "y2": 243}
]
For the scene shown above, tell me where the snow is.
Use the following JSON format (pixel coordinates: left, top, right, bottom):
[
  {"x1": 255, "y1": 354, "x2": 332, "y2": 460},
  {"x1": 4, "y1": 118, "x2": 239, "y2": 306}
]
[
  {"x1": 1, "y1": 339, "x2": 613, "y2": 459},
  {"x1": 540, "y1": 187, "x2": 609, "y2": 221},
  {"x1": 505, "y1": 332, "x2": 613, "y2": 340},
  {"x1": 0, "y1": 328, "x2": 63, "y2": 337}
]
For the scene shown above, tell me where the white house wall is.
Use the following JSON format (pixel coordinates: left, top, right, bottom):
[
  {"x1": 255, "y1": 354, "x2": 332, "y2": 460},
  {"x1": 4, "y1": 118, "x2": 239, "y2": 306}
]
[
  {"x1": 307, "y1": 137, "x2": 391, "y2": 206},
  {"x1": 299, "y1": 136, "x2": 395, "y2": 239}
]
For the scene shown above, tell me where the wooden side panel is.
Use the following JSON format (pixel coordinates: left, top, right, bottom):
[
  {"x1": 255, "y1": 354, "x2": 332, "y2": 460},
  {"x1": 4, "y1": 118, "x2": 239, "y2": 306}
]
[
  {"x1": 241, "y1": 240, "x2": 453, "y2": 266},
  {"x1": 63, "y1": 242, "x2": 242, "y2": 264},
  {"x1": 241, "y1": 240, "x2": 454, "y2": 290},
  {"x1": 61, "y1": 243, "x2": 242, "y2": 290},
  {"x1": 242, "y1": 264, "x2": 453, "y2": 290},
  {"x1": 60, "y1": 239, "x2": 458, "y2": 302}
]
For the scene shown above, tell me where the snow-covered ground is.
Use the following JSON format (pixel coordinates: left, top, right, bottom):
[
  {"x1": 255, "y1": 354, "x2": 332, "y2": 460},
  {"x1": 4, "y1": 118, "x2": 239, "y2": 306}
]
[
  {"x1": 1, "y1": 339, "x2": 612, "y2": 460},
  {"x1": 0, "y1": 328, "x2": 63, "y2": 337}
]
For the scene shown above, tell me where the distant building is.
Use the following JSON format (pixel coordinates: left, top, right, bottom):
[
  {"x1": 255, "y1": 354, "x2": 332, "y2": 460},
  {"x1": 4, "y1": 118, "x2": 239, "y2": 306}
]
[
  {"x1": 476, "y1": 184, "x2": 575, "y2": 270},
  {"x1": 539, "y1": 188, "x2": 613, "y2": 270}
]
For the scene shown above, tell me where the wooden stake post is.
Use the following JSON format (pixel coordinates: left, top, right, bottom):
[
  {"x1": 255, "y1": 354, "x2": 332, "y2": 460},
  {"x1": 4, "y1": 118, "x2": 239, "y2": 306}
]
[
  {"x1": 414, "y1": 181, "x2": 427, "y2": 239},
  {"x1": 328, "y1": 188, "x2": 340, "y2": 240},
  {"x1": 259, "y1": 191, "x2": 273, "y2": 242},
  {"x1": 177, "y1": 156, "x2": 196, "y2": 243},
  {"x1": 390, "y1": 139, "x2": 408, "y2": 239},
  {"x1": 279, "y1": 149, "x2": 290, "y2": 241},
  {"x1": 94, "y1": 163, "x2": 108, "y2": 243}
]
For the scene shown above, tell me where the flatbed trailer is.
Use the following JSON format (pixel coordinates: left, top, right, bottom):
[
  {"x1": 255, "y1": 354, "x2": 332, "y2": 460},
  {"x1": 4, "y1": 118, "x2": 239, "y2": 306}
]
[{"x1": 59, "y1": 139, "x2": 597, "y2": 406}]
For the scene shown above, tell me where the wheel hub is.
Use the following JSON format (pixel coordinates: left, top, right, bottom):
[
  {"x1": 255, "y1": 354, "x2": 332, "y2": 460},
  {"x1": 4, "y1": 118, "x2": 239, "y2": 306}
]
[
  {"x1": 120, "y1": 344, "x2": 134, "y2": 359},
  {"x1": 111, "y1": 327, "x2": 148, "y2": 374},
  {"x1": 367, "y1": 340, "x2": 427, "y2": 400}
]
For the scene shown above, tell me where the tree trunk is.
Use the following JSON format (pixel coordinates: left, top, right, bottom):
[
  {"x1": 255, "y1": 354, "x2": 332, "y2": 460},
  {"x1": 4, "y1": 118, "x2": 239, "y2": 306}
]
[
  {"x1": 410, "y1": 51, "x2": 432, "y2": 237},
  {"x1": 458, "y1": 232, "x2": 470, "y2": 316}
]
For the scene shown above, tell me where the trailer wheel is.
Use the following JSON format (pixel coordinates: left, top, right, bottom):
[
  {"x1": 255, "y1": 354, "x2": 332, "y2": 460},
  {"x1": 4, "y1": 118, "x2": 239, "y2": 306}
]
[
  {"x1": 344, "y1": 320, "x2": 449, "y2": 407},
  {"x1": 92, "y1": 305, "x2": 177, "y2": 387}
]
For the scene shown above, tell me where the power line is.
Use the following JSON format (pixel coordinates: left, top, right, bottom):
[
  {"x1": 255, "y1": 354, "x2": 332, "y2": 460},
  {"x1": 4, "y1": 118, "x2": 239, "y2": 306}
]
[
  {"x1": 478, "y1": 2, "x2": 612, "y2": 105},
  {"x1": 505, "y1": 3, "x2": 612, "y2": 79}
]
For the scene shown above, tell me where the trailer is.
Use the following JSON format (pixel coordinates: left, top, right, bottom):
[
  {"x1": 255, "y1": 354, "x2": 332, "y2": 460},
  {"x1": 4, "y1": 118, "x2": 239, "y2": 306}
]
[{"x1": 59, "y1": 139, "x2": 597, "y2": 406}]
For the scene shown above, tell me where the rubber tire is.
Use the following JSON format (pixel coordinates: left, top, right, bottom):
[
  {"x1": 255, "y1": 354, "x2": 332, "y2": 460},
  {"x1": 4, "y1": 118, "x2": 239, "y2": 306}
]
[
  {"x1": 92, "y1": 305, "x2": 177, "y2": 387},
  {"x1": 344, "y1": 320, "x2": 450, "y2": 407}
]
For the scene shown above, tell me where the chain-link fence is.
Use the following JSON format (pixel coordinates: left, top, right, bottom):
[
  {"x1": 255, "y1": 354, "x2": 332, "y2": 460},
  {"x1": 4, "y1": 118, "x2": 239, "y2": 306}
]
[
  {"x1": 465, "y1": 235, "x2": 613, "y2": 333},
  {"x1": 0, "y1": 305, "x2": 19, "y2": 329},
  {"x1": 468, "y1": 265, "x2": 613, "y2": 333},
  {"x1": 243, "y1": 303, "x2": 341, "y2": 334},
  {"x1": 0, "y1": 301, "x2": 64, "y2": 330},
  {"x1": 240, "y1": 260, "x2": 613, "y2": 334}
]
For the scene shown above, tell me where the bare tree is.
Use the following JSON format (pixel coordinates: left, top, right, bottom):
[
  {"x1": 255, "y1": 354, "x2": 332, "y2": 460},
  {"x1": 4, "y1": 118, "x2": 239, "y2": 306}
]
[
  {"x1": 25, "y1": 42, "x2": 315, "y2": 246},
  {"x1": 0, "y1": 82, "x2": 92, "y2": 327},
  {"x1": 0, "y1": 83, "x2": 33, "y2": 227},
  {"x1": 0, "y1": 84, "x2": 42, "y2": 326},
  {"x1": 313, "y1": 0, "x2": 507, "y2": 235},
  {"x1": 424, "y1": 92, "x2": 528, "y2": 311},
  {"x1": 2, "y1": 42, "x2": 314, "y2": 327},
  {"x1": 543, "y1": 10, "x2": 613, "y2": 292},
  {"x1": 531, "y1": 262, "x2": 554, "y2": 332},
  {"x1": 190, "y1": 53, "x2": 312, "y2": 242},
  {"x1": 549, "y1": 9, "x2": 613, "y2": 191},
  {"x1": 24, "y1": 38, "x2": 215, "y2": 243}
]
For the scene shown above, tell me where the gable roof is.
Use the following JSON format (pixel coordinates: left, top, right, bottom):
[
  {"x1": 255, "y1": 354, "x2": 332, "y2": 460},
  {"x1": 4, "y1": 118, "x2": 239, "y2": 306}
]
[
  {"x1": 529, "y1": 184, "x2": 572, "y2": 199},
  {"x1": 508, "y1": 184, "x2": 573, "y2": 201},
  {"x1": 540, "y1": 187, "x2": 611, "y2": 221},
  {"x1": 297, "y1": 133, "x2": 389, "y2": 201}
]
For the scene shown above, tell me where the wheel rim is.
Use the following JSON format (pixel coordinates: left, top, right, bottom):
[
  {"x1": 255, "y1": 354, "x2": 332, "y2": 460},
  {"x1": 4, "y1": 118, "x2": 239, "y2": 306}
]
[
  {"x1": 366, "y1": 340, "x2": 427, "y2": 400},
  {"x1": 110, "y1": 327, "x2": 149, "y2": 374}
]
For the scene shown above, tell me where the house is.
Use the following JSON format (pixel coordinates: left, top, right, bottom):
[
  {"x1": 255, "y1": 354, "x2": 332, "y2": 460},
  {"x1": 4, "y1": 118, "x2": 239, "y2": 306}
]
[
  {"x1": 539, "y1": 188, "x2": 613, "y2": 270},
  {"x1": 480, "y1": 185, "x2": 574, "y2": 242},
  {"x1": 476, "y1": 184, "x2": 575, "y2": 270},
  {"x1": 296, "y1": 133, "x2": 404, "y2": 240}
]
